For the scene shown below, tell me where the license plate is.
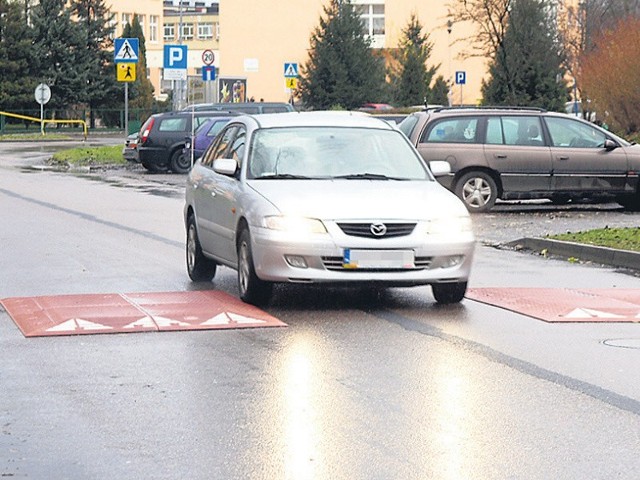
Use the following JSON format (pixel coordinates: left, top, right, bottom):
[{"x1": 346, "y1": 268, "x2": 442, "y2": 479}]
[{"x1": 343, "y1": 249, "x2": 414, "y2": 269}]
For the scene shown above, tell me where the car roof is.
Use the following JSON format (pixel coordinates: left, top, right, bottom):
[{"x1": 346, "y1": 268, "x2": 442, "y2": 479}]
[
  {"x1": 234, "y1": 111, "x2": 397, "y2": 130},
  {"x1": 157, "y1": 110, "x2": 240, "y2": 118}
]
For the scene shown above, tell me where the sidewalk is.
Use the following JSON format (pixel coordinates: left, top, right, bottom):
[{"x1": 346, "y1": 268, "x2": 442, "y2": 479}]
[{"x1": 505, "y1": 238, "x2": 640, "y2": 273}]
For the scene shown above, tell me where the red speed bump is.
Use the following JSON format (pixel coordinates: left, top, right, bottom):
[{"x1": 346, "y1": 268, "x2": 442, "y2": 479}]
[
  {"x1": 0, "y1": 290, "x2": 287, "y2": 337},
  {"x1": 466, "y1": 288, "x2": 640, "y2": 323}
]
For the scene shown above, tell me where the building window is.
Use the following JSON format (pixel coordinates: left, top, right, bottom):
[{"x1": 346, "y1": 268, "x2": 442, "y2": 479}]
[
  {"x1": 355, "y1": 3, "x2": 385, "y2": 36},
  {"x1": 150, "y1": 15, "x2": 158, "y2": 42},
  {"x1": 181, "y1": 23, "x2": 194, "y2": 40},
  {"x1": 164, "y1": 23, "x2": 175, "y2": 41},
  {"x1": 108, "y1": 17, "x2": 117, "y2": 39},
  {"x1": 121, "y1": 13, "x2": 131, "y2": 32},
  {"x1": 198, "y1": 23, "x2": 213, "y2": 40},
  {"x1": 137, "y1": 14, "x2": 145, "y2": 36},
  {"x1": 215, "y1": 22, "x2": 220, "y2": 40}
]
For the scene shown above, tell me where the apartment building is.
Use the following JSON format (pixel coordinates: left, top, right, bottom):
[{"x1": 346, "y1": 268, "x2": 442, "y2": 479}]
[
  {"x1": 108, "y1": 0, "x2": 220, "y2": 101},
  {"x1": 107, "y1": 0, "x2": 488, "y2": 104},
  {"x1": 220, "y1": 0, "x2": 487, "y2": 105}
]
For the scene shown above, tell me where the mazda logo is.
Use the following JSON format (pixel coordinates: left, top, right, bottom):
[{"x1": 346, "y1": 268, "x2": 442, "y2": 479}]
[{"x1": 370, "y1": 222, "x2": 387, "y2": 237}]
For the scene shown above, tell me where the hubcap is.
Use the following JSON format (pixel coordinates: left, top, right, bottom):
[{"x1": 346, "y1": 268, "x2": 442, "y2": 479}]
[{"x1": 462, "y1": 178, "x2": 491, "y2": 208}]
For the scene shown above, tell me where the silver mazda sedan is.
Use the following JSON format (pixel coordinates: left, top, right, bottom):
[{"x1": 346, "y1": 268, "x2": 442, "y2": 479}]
[{"x1": 184, "y1": 111, "x2": 475, "y2": 305}]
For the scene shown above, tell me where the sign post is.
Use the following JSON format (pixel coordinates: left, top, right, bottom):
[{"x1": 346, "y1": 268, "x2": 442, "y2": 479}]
[
  {"x1": 34, "y1": 83, "x2": 51, "y2": 135},
  {"x1": 114, "y1": 38, "x2": 139, "y2": 135}
]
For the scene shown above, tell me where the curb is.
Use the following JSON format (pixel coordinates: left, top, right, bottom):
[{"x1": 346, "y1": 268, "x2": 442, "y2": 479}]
[{"x1": 504, "y1": 238, "x2": 640, "y2": 271}]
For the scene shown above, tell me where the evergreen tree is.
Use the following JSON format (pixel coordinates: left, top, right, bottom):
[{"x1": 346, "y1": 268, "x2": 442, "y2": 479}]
[
  {"x1": 298, "y1": 0, "x2": 386, "y2": 110},
  {"x1": 0, "y1": 0, "x2": 35, "y2": 113},
  {"x1": 429, "y1": 75, "x2": 450, "y2": 106},
  {"x1": 481, "y1": 0, "x2": 568, "y2": 110},
  {"x1": 71, "y1": 0, "x2": 118, "y2": 127},
  {"x1": 122, "y1": 15, "x2": 155, "y2": 112},
  {"x1": 390, "y1": 14, "x2": 439, "y2": 107},
  {"x1": 30, "y1": 0, "x2": 88, "y2": 112}
]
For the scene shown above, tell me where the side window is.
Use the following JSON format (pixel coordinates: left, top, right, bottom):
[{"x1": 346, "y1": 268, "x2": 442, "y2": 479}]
[
  {"x1": 500, "y1": 116, "x2": 544, "y2": 146},
  {"x1": 422, "y1": 117, "x2": 479, "y2": 144},
  {"x1": 544, "y1": 116, "x2": 607, "y2": 148},
  {"x1": 486, "y1": 117, "x2": 504, "y2": 144},
  {"x1": 158, "y1": 117, "x2": 187, "y2": 132},
  {"x1": 200, "y1": 126, "x2": 237, "y2": 167},
  {"x1": 229, "y1": 127, "x2": 246, "y2": 168}
]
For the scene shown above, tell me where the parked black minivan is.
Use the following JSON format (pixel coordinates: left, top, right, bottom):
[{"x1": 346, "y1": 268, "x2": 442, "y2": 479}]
[{"x1": 137, "y1": 111, "x2": 239, "y2": 173}]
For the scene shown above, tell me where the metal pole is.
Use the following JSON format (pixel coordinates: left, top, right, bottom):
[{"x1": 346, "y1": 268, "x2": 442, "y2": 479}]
[{"x1": 124, "y1": 82, "x2": 129, "y2": 135}]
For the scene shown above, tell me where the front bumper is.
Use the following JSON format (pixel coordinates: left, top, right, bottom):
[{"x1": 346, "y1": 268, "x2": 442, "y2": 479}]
[{"x1": 249, "y1": 223, "x2": 475, "y2": 286}]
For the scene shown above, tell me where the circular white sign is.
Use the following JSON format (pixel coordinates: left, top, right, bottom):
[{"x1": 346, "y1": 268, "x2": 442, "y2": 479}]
[
  {"x1": 35, "y1": 83, "x2": 51, "y2": 105},
  {"x1": 202, "y1": 49, "x2": 215, "y2": 66}
]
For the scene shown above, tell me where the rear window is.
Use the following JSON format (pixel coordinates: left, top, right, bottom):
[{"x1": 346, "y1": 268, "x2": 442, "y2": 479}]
[
  {"x1": 158, "y1": 117, "x2": 187, "y2": 132},
  {"x1": 398, "y1": 115, "x2": 419, "y2": 138}
]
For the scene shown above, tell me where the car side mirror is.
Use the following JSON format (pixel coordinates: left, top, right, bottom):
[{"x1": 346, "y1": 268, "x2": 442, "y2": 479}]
[
  {"x1": 429, "y1": 160, "x2": 451, "y2": 177},
  {"x1": 604, "y1": 139, "x2": 618, "y2": 151},
  {"x1": 213, "y1": 158, "x2": 238, "y2": 176}
]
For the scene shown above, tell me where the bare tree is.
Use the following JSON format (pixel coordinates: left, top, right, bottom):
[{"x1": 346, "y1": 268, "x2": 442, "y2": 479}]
[{"x1": 448, "y1": 0, "x2": 513, "y2": 59}]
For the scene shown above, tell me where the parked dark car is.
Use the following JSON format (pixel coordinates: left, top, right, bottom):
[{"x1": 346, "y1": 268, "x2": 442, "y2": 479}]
[
  {"x1": 137, "y1": 111, "x2": 239, "y2": 173},
  {"x1": 182, "y1": 115, "x2": 235, "y2": 163},
  {"x1": 122, "y1": 133, "x2": 138, "y2": 162},
  {"x1": 183, "y1": 102, "x2": 295, "y2": 114},
  {"x1": 399, "y1": 107, "x2": 640, "y2": 212}
]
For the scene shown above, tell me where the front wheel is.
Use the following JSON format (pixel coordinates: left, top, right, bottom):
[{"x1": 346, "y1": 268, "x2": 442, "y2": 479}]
[
  {"x1": 432, "y1": 282, "x2": 467, "y2": 304},
  {"x1": 454, "y1": 171, "x2": 498, "y2": 213},
  {"x1": 237, "y1": 229, "x2": 273, "y2": 306},
  {"x1": 186, "y1": 215, "x2": 217, "y2": 281},
  {"x1": 170, "y1": 148, "x2": 191, "y2": 174}
]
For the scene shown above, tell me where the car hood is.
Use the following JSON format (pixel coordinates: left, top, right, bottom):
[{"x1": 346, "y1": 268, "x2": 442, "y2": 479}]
[{"x1": 248, "y1": 180, "x2": 468, "y2": 220}]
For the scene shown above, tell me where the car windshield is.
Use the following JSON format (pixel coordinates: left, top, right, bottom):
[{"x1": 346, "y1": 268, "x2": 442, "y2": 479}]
[{"x1": 247, "y1": 126, "x2": 430, "y2": 180}]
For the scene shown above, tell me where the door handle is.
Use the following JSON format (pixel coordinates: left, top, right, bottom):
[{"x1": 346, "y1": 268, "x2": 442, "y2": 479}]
[
  {"x1": 494, "y1": 154, "x2": 507, "y2": 159},
  {"x1": 557, "y1": 156, "x2": 569, "y2": 160}
]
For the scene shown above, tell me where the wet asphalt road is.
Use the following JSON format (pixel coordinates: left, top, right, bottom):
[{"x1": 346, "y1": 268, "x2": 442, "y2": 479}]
[{"x1": 1, "y1": 136, "x2": 640, "y2": 479}]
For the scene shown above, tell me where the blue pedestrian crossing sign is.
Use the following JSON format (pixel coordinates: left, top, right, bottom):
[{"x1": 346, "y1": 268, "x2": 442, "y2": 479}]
[
  {"x1": 455, "y1": 71, "x2": 466, "y2": 85},
  {"x1": 284, "y1": 62, "x2": 299, "y2": 78},
  {"x1": 114, "y1": 38, "x2": 139, "y2": 63}
]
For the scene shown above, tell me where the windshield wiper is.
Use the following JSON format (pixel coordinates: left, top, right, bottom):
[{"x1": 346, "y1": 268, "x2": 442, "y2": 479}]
[
  {"x1": 334, "y1": 173, "x2": 407, "y2": 180},
  {"x1": 256, "y1": 173, "x2": 311, "y2": 179}
]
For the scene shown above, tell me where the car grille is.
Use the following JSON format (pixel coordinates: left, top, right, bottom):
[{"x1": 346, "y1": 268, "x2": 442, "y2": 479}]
[
  {"x1": 321, "y1": 256, "x2": 432, "y2": 271},
  {"x1": 337, "y1": 222, "x2": 416, "y2": 239}
]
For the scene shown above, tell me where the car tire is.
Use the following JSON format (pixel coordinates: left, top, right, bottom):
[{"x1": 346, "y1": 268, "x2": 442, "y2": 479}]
[
  {"x1": 455, "y1": 171, "x2": 498, "y2": 213},
  {"x1": 432, "y1": 282, "x2": 467, "y2": 304},
  {"x1": 237, "y1": 228, "x2": 273, "y2": 306},
  {"x1": 186, "y1": 215, "x2": 217, "y2": 281},
  {"x1": 141, "y1": 160, "x2": 167, "y2": 173},
  {"x1": 170, "y1": 148, "x2": 191, "y2": 174}
]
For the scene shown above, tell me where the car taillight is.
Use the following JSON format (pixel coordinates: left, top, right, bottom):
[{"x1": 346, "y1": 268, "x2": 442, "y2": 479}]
[{"x1": 140, "y1": 118, "x2": 155, "y2": 144}]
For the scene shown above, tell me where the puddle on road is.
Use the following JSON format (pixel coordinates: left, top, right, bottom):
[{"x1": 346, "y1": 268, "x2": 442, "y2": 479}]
[{"x1": 18, "y1": 164, "x2": 184, "y2": 199}]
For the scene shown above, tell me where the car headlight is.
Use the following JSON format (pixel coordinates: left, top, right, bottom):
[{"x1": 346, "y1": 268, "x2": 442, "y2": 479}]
[
  {"x1": 263, "y1": 216, "x2": 327, "y2": 234},
  {"x1": 426, "y1": 216, "x2": 473, "y2": 235}
]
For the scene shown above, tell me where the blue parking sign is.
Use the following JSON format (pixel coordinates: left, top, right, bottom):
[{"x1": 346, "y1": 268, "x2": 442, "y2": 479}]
[
  {"x1": 164, "y1": 45, "x2": 188, "y2": 69},
  {"x1": 455, "y1": 71, "x2": 466, "y2": 85}
]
